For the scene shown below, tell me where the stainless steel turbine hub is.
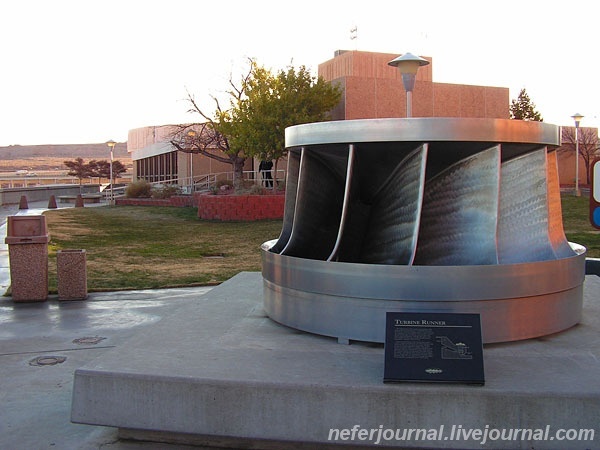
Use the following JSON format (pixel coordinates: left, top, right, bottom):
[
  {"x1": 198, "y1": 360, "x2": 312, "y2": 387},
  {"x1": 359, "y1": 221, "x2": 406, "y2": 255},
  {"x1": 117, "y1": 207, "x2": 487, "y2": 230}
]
[{"x1": 261, "y1": 118, "x2": 586, "y2": 344}]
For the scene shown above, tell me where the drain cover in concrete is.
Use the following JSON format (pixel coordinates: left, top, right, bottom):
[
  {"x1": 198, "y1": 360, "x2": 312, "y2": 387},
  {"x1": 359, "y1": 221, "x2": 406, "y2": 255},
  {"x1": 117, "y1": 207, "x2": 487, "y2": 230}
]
[{"x1": 29, "y1": 356, "x2": 67, "y2": 366}]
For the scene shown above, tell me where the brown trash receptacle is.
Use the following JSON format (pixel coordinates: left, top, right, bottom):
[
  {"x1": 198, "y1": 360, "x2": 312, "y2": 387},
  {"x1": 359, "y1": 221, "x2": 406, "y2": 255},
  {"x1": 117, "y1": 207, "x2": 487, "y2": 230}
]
[
  {"x1": 5, "y1": 215, "x2": 49, "y2": 302},
  {"x1": 57, "y1": 249, "x2": 87, "y2": 301}
]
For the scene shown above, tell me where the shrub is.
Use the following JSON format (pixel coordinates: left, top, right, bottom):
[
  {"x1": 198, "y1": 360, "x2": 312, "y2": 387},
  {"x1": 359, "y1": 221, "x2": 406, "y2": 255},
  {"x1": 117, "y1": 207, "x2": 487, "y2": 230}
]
[
  {"x1": 215, "y1": 180, "x2": 234, "y2": 189},
  {"x1": 152, "y1": 184, "x2": 181, "y2": 199},
  {"x1": 240, "y1": 180, "x2": 256, "y2": 190},
  {"x1": 125, "y1": 180, "x2": 152, "y2": 198},
  {"x1": 248, "y1": 184, "x2": 265, "y2": 195}
]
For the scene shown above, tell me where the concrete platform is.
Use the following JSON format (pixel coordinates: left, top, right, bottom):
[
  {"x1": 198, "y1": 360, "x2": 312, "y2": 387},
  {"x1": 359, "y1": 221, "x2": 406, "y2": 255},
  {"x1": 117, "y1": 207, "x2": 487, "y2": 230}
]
[
  {"x1": 71, "y1": 272, "x2": 600, "y2": 449},
  {"x1": 0, "y1": 286, "x2": 214, "y2": 450}
]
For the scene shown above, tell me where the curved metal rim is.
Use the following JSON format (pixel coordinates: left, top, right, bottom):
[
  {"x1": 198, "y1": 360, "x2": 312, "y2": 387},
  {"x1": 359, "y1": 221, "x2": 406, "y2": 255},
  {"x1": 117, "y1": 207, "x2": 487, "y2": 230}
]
[
  {"x1": 285, "y1": 118, "x2": 561, "y2": 148},
  {"x1": 263, "y1": 279, "x2": 583, "y2": 344},
  {"x1": 261, "y1": 241, "x2": 586, "y2": 302}
]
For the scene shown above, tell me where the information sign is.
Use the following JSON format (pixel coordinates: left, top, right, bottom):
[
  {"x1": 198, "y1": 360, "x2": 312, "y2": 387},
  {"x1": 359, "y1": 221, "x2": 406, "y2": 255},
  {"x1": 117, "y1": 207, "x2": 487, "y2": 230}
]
[{"x1": 384, "y1": 312, "x2": 484, "y2": 384}]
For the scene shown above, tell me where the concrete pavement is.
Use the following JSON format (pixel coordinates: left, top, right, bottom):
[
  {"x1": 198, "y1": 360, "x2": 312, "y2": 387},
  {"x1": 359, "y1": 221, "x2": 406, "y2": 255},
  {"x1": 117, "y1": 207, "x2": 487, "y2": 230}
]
[
  {"x1": 0, "y1": 201, "x2": 215, "y2": 449},
  {"x1": 0, "y1": 286, "x2": 214, "y2": 450}
]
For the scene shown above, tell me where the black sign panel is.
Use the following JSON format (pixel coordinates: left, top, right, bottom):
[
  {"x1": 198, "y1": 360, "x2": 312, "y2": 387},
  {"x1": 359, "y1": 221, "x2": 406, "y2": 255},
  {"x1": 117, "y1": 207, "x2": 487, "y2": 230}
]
[
  {"x1": 384, "y1": 312, "x2": 484, "y2": 385},
  {"x1": 590, "y1": 157, "x2": 600, "y2": 229}
]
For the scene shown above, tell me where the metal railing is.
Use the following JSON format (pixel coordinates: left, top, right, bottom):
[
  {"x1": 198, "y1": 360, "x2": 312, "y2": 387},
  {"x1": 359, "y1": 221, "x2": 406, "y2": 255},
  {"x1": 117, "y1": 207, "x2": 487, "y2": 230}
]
[
  {"x1": 143, "y1": 170, "x2": 286, "y2": 194},
  {"x1": 0, "y1": 174, "x2": 132, "y2": 190},
  {"x1": 199, "y1": 169, "x2": 286, "y2": 190},
  {"x1": 102, "y1": 185, "x2": 127, "y2": 201}
]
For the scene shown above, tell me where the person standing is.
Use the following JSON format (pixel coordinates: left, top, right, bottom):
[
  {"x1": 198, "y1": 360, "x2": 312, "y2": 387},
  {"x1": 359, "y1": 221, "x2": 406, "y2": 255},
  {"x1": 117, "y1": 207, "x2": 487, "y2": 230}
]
[{"x1": 259, "y1": 160, "x2": 273, "y2": 188}]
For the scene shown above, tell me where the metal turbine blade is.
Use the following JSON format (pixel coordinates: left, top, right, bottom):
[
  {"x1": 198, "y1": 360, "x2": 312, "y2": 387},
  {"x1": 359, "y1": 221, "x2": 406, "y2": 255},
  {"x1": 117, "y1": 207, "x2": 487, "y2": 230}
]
[
  {"x1": 414, "y1": 145, "x2": 501, "y2": 265},
  {"x1": 497, "y1": 148, "x2": 557, "y2": 263},
  {"x1": 360, "y1": 144, "x2": 428, "y2": 265},
  {"x1": 280, "y1": 148, "x2": 347, "y2": 260},
  {"x1": 269, "y1": 149, "x2": 301, "y2": 254},
  {"x1": 547, "y1": 150, "x2": 577, "y2": 258}
]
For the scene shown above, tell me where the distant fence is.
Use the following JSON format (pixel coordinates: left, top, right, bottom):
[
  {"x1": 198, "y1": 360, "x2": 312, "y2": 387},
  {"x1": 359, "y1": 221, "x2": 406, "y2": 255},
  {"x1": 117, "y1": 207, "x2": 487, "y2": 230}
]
[
  {"x1": 0, "y1": 184, "x2": 101, "y2": 205},
  {"x1": 0, "y1": 174, "x2": 132, "y2": 189}
]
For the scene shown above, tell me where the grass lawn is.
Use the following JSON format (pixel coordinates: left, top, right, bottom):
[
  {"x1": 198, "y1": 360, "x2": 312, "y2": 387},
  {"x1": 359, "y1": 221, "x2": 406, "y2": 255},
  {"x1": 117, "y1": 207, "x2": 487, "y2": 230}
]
[
  {"x1": 561, "y1": 194, "x2": 600, "y2": 258},
  {"x1": 44, "y1": 206, "x2": 282, "y2": 292},
  {"x1": 42, "y1": 194, "x2": 599, "y2": 292}
]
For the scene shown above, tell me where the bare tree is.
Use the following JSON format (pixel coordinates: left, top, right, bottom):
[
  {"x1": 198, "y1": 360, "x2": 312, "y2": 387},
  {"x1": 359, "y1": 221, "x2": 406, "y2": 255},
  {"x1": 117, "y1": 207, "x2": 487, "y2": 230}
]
[
  {"x1": 559, "y1": 127, "x2": 599, "y2": 184},
  {"x1": 169, "y1": 120, "x2": 244, "y2": 185},
  {"x1": 64, "y1": 157, "x2": 94, "y2": 187},
  {"x1": 170, "y1": 64, "x2": 254, "y2": 189}
]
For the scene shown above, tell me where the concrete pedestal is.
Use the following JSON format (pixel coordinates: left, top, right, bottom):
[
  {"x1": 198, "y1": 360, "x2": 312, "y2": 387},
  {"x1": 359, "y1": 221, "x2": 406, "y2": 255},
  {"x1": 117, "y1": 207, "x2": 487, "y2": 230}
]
[{"x1": 71, "y1": 272, "x2": 600, "y2": 449}]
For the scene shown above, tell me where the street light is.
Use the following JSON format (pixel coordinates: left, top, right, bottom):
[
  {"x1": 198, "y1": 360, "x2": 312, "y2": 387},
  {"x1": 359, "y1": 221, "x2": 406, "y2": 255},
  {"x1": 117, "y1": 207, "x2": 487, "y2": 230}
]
[
  {"x1": 106, "y1": 140, "x2": 116, "y2": 205},
  {"x1": 388, "y1": 52, "x2": 430, "y2": 117},
  {"x1": 186, "y1": 129, "x2": 197, "y2": 193},
  {"x1": 571, "y1": 113, "x2": 584, "y2": 197}
]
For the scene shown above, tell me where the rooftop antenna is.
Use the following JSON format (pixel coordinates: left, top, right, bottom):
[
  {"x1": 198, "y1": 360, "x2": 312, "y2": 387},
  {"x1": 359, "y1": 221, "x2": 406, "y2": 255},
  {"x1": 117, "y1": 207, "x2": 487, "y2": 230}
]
[{"x1": 350, "y1": 25, "x2": 357, "y2": 49}]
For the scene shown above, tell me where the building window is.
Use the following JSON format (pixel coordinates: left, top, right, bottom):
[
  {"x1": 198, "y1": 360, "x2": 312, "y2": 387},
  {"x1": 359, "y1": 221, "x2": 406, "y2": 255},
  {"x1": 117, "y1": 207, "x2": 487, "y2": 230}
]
[{"x1": 135, "y1": 151, "x2": 178, "y2": 183}]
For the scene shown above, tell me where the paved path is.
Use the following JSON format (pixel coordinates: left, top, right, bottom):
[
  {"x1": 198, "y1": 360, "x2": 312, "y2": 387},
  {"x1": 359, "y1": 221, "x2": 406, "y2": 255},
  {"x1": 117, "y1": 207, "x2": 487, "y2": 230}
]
[
  {"x1": 0, "y1": 285, "x2": 214, "y2": 449},
  {"x1": 0, "y1": 200, "x2": 216, "y2": 449}
]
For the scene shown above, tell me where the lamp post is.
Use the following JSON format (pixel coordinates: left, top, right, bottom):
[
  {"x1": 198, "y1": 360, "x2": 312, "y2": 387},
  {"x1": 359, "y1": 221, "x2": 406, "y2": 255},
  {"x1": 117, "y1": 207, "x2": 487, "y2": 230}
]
[
  {"x1": 571, "y1": 113, "x2": 584, "y2": 197},
  {"x1": 106, "y1": 140, "x2": 116, "y2": 205},
  {"x1": 186, "y1": 129, "x2": 197, "y2": 193},
  {"x1": 388, "y1": 52, "x2": 430, "y2": 117}
]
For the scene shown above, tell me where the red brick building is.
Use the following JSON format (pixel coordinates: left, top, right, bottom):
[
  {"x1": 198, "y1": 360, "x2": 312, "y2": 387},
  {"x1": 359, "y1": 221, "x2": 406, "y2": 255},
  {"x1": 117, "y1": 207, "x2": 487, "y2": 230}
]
[
  {"x1": 318, "y1": 50, "x2": 597, "y2": 188},
  {"x1": 318, "y1": 50, "x2": 509, "y2": 120},
  {"x1": 129, "y1": 50, "x2": 596, "y2": 189}
]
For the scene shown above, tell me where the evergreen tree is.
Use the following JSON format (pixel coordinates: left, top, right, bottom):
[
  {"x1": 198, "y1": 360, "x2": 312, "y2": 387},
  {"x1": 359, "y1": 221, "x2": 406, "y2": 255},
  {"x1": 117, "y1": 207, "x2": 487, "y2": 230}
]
[{"x1": 510, "y1": 88, "x2": 543, "y2": 121}]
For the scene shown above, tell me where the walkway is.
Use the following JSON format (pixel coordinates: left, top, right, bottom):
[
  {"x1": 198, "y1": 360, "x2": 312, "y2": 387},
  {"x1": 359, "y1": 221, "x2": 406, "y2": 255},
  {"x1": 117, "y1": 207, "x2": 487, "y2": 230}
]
[{"x1": 0, "y1": 200, "x2": 214, "y2": 449}]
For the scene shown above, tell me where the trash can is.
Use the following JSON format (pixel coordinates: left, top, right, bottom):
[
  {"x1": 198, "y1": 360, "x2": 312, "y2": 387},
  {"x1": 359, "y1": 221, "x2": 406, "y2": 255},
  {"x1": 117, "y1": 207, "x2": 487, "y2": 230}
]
[
  {"x1": 5, "y1": 215, "x2": 49, "y2": 302},
  {"x1": 57, "y1": 249, "x2": 87, "y2": 301}
]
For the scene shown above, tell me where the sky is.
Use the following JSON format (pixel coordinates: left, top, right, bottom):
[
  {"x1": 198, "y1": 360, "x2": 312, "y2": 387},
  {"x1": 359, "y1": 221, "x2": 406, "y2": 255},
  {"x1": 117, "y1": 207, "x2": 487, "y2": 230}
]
[{"x1": 1, "y1": 0, "x2": 598, "y2": 147}]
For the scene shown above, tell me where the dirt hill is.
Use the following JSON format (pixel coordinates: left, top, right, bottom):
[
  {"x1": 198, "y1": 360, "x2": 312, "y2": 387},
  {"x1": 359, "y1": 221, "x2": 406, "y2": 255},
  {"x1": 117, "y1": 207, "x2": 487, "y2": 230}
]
[
  {"x1": 0, "y1": 142, "x2": 128, "y2": 159},
  {"x1": 0, "y1": 142, "x2": 131, "y2": 172}
]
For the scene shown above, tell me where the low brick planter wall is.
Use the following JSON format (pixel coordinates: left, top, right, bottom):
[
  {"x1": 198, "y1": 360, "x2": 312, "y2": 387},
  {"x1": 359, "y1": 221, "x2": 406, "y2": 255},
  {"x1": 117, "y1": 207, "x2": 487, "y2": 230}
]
[
  {"x1": 196, "y1": 193, "x2": 285, "y2": 221},
  {"x1": 116, "y1": 196, "x2": 194, "y2": 207}
]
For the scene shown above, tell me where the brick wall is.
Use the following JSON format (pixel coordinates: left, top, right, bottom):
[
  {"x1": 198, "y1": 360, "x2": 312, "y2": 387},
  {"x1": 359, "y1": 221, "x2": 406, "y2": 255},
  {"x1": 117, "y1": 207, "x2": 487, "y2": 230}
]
[
  {"x1": 116, "y1": 193, "x2": 285, "y2": 221},
  {"x1": 195, "y1": 193, "x2": 284, "y2": 221},
  {"x1": 318, "y1": 50, "x2": 509, "y2": 121}
]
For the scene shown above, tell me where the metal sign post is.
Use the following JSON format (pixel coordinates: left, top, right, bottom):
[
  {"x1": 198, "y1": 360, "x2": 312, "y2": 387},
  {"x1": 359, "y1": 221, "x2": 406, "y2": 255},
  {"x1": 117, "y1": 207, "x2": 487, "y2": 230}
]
[{"x1": 591, "y1": 157, "x2": 600, "y2": 229}]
